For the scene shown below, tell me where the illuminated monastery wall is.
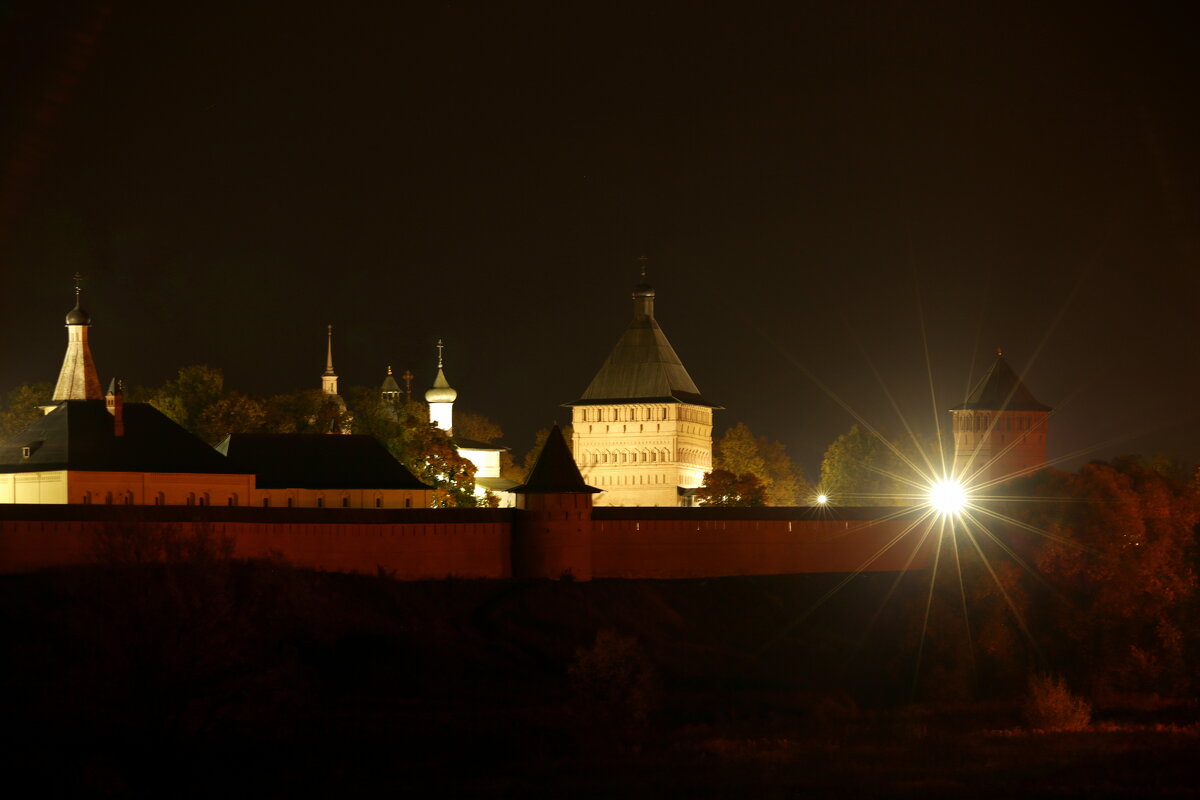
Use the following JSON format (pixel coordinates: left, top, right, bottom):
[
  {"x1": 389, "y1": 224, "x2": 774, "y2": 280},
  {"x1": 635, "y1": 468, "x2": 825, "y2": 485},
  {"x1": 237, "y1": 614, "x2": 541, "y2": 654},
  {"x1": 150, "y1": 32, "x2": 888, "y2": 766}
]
[{"x1": 0, "y1": 505, "x2": 932, "y2": 579}]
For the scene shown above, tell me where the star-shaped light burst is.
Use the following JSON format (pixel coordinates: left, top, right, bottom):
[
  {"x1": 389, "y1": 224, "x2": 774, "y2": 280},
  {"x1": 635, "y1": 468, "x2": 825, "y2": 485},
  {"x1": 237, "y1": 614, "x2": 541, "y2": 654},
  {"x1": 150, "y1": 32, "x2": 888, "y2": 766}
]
[{"x1": 927, "y1": 477, "x2": 968, "y2": 517}]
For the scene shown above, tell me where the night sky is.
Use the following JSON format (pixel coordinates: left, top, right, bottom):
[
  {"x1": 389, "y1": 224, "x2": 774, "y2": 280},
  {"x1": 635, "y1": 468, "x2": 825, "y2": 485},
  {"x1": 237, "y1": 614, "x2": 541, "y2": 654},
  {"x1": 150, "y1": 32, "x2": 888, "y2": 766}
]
[{"x1": 2, "y1": 1, "x2": 1197, "y2": 476}]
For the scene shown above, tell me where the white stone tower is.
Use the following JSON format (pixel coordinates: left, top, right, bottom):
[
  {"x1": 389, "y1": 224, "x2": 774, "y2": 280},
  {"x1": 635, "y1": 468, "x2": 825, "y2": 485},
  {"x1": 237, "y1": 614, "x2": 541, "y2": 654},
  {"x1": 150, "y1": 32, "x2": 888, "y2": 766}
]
[
  {"x1": 425, "y1": 339, "x2": 457, "y2": 432},
  {"x1": 566, "y1": 265, "x2": 719, "y2": 506},
  {"x1": 52, "y1": 273, "x2": 102, "y2": 403}
]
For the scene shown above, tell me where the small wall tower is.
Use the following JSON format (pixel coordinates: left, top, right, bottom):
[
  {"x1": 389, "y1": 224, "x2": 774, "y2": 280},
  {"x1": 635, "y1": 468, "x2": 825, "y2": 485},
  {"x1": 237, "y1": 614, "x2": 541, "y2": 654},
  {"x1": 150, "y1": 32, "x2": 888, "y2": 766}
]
[
  {"x1": 510, "y1": 425, "x2": 600, "y2": 580},
  {"x1": 951, "y1": 349, "x2": 1051, "y2": 484},
  {"x1": 52, "y1": 273, "x2": 102, "y2": 403}
]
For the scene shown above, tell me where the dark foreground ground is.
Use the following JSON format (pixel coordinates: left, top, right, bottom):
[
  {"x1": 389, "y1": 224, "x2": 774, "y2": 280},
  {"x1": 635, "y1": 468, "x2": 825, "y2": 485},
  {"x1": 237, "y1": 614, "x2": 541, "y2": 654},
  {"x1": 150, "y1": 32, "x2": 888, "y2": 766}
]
[{"x1": 2, "y1": 561, "x2": 1196, "y2": 797}]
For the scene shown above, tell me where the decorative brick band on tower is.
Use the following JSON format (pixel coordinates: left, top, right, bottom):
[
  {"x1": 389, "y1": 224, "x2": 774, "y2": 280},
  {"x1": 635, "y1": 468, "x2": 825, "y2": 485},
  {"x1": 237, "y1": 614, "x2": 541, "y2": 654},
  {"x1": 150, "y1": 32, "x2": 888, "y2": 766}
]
[{"x1": 510, "y1": 424, "x2": 600, "y2": 580}]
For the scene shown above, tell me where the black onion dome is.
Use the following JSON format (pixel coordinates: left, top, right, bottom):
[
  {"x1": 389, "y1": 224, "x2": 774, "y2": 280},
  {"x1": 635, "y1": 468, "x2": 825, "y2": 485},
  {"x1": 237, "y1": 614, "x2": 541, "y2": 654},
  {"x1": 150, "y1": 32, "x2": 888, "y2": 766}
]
[{"x1": 65, "y1": 303, "x2": 90, "y2": 325}]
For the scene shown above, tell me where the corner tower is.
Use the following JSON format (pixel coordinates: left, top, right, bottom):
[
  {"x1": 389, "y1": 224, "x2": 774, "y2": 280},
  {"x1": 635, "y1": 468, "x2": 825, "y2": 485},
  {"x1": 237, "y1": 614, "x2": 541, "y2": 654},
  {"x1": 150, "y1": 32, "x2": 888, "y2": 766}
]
[
  {"x1": 566, "y1": 268, "x2": 719, "y2": 506},
  {"x1": 52, "y1": 273, "x2": 103, "y2": 403},
  {"x1": 951, "y1": 350, "x2": 1051, "y2": 484}
]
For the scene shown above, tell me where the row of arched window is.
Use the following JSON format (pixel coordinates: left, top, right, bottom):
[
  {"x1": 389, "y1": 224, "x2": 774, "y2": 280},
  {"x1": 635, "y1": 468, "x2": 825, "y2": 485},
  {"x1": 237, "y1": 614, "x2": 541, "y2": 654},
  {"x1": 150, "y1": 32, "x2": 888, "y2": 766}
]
[
  {"x1": 594, "y1": 473, "x2": 668, "y2": 486},
  {"x1": 586, "y1": 449, "x2": 672, "y2": 465},
  {"x1": 578, "y1": 407, "x2": 670, "y2": 423},
  {"x1": 958, "y1": 413, "x2": 1043, "y2": 432}
]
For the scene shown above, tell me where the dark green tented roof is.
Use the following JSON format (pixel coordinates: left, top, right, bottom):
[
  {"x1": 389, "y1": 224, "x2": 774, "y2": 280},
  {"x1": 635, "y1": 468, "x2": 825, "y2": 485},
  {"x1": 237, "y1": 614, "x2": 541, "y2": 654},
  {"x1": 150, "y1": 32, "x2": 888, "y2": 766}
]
[
  {"x1": 0, "y1": 400, "x2": 243, "y2": 474},
  {"x1": 215, "y1": 433, "x2": 429, "y2": 490},
  {"x1": 568, "y1": 311, "x2": 716, "y2": 407},
  {"x1": 510, "y1": 425, "x2": 598, "y2": 494},
  {"x1": 951, "y1": 355, "x2": 1051, "y2": 412}
]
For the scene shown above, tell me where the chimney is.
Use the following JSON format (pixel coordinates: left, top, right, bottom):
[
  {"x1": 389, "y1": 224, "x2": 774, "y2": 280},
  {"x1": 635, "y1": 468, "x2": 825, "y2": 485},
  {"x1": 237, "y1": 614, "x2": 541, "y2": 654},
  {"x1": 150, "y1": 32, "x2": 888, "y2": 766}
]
[{"x1": 105, "y1": 378, "x2": 124, "y2": 437}]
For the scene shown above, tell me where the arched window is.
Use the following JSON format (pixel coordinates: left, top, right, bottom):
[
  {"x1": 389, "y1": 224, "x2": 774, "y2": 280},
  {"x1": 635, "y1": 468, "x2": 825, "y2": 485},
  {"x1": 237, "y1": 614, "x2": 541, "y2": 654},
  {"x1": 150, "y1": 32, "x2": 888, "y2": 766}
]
[
  {"x1": 342, "y1": 497, "x2": 350, "y2": 508},
  {"x1": 105, "y1": 491, "x2": 113, "y2": 505},
  {"x1": 83, "y1": 493, "x2": 92, "y2": 505},
  {"x1": 154, "y1": 493, "x2": 164, "y2": 506},
  {"x1": 375, "y1": 497, "x2": 382, "y2": 508},
  {"x1": 227, "y1": 496, "x2": 235, "y2": 506},
  {"x1": 262, "y1": 498, "x2": 270, "y2": 507},
  {"x1": 317, "y1": 497, "x2": 325, "y2": 508},
  {"x1": 404, "y1": 498, "x2": 412, "y2": 508},
  {"x1": 186, "y1": 493, "x2": 195, "y2": 506},
  {"x1": 286, "y1": 497, "x2": 294, "y2": 508}
]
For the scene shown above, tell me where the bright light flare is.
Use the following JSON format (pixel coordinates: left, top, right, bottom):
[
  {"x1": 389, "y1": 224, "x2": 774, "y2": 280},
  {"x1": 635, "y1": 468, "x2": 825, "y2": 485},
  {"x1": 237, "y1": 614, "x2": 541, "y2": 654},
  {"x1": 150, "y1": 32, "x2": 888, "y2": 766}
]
[
  {"x1": 927, "y1": 479, "x2": 968, "y2": 516},
  {"x1": 816, "y1": 494, "x2": 829, "y2": 505}
]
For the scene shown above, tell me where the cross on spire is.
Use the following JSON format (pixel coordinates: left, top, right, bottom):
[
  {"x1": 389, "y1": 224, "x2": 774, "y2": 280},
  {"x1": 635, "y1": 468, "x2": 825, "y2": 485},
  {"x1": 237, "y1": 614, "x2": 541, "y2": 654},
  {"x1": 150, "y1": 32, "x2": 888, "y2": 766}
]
[
  {"x1": 637, "y1": 254, "x2": 647, "y2": 278},
  {"x1": 402, "y1": 369, "x2": 413, "y2": 403},
  {"x1": 436, "y1": 338, "x2": 445, "y2": 369}
]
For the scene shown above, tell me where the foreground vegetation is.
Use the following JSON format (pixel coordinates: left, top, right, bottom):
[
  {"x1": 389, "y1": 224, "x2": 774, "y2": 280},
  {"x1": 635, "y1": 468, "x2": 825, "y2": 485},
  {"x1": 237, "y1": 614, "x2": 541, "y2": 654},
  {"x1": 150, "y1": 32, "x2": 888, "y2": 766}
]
[{"x1": 2, "y1": 544, "x2": 1196, "y2": 796}]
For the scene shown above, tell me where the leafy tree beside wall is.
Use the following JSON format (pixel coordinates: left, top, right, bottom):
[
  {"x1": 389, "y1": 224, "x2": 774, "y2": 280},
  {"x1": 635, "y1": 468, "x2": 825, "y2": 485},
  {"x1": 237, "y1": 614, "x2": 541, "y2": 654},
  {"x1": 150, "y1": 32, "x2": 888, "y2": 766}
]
[{"x1": 710, "y1": 422, "x2": 810, "y2": 506}]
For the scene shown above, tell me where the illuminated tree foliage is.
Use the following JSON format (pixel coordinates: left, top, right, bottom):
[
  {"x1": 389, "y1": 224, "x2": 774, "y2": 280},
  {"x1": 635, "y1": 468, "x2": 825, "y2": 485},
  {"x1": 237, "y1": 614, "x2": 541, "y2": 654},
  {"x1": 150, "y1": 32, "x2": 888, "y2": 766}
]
[
  {"x1": 0, "y1": 381, "x2": 53, "y2": 440},
  {"x1": 695, "y1": 469, "x2": 767, "y2": 507},
  {"x1": 818, "y1": 424, "x2": 939, "y2": 505},
  {"x1": 1016, "y1": 458, "x2": 1199, "y2": 698},
  {"x1": 713, "y1": 422, "x2": 810, "y2": 506}
]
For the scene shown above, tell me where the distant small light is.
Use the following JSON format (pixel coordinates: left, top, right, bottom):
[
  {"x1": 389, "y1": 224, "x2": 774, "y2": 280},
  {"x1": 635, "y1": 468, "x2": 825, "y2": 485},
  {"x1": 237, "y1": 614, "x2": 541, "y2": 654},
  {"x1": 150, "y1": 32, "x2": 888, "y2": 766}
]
[{"x1": 816, "y1": 494, "x2": 829, "y2": 505}]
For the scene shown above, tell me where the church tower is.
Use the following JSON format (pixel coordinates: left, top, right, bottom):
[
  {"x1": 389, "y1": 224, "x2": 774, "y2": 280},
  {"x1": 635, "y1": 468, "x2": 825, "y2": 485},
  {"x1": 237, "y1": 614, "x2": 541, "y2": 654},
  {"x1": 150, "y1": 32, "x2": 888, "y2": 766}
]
[
  {"x1": 319, "y1": 324, "x2": 349, "y2": 431},
  {"x1": 321, "y1": 324, "x2": 340, "y2": 397},
  {"x1": 566, "y1": 268, "x2": 719, "y2": 506},
  {"x1": 951, "y1": 350, "x2": 1051, "y2": 485},
  {"x1": 52, "y1": 273, "x2": 102, "y2": 403},
  {"x1": 424, "y1": 339, "x2": 457, "y2": 432}
]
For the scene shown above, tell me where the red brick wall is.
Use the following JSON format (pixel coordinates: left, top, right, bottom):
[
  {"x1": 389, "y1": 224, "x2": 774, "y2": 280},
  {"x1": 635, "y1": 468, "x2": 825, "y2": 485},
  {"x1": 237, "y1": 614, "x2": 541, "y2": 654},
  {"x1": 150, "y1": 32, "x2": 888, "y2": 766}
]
[
  {"x1": 0, "y1": 505, "x2": 933, "y2": 579},
  {"x1": 0, "y1": 506, "x2": 512, "y2": 579},
  {"x1": 591, "y1": 514, "x2": 935, "y2": 578}
]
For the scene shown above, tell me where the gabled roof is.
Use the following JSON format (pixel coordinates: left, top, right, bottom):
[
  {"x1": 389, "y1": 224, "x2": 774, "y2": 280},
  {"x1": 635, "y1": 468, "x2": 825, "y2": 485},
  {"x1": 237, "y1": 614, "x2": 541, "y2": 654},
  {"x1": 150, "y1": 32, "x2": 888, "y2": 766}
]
[
  {"x1": 0, "y1": 400, "x2": 242, "y2": 474},
  {"x1": 510, "y1": 425, "x2": 598, "y2": 494},
  {"x1": 567, "y1": 282, "x2": 717, "y2": 407},
  {"x1": 215, "y1": 433, "x2": 429, "y2": 490},
  {"x1": 951, "y1": 354, "x2": 1051, "y2": 412}
]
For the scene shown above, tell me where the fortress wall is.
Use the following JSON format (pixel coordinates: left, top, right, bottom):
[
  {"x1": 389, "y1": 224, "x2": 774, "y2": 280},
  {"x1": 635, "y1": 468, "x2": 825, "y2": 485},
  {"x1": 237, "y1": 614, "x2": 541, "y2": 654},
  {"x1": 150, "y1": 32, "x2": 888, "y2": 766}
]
[
  {"x1": 0, "y1": 506, "x2": 511, "y2": 579},
  {"x1": 0, "y1": 505, "x2": 933, "y2": 580},
  {"x1": 591, "y1": 510, "x2": 936, "y2": 578}
]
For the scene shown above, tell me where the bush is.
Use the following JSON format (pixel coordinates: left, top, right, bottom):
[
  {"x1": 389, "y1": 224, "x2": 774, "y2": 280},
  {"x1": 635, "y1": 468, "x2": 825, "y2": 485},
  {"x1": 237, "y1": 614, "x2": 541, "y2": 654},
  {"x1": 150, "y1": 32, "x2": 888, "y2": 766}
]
[
  {"x1": 1024, "y1": 673, "x2": 1091, "y2": 731},
  {"x1": 568, "y1": 629, "x2": 658, "y2": 735}
]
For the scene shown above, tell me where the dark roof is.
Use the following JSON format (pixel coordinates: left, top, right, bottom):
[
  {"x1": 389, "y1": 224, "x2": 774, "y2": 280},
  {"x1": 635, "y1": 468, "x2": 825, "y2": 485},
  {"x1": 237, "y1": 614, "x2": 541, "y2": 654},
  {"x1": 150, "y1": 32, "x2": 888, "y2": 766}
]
[
  {"x1": 0, "y1": 401, "x2": 243, "y2": 474},
  {"x1": 510, "y1": 425, "x2": 599, "y2": 494},
  {"x1": 951, "y1": 355, "x2": 1051, "y2": 412},
  {"x1": 215, "y1": 433, "x2": 429, "y2": 490},
  {"x1": 453, "y1": 435, "x2": 507, "y2": 451},
  {"x1": 567, "y1": 307, "x2": 717, "y2": 407}
]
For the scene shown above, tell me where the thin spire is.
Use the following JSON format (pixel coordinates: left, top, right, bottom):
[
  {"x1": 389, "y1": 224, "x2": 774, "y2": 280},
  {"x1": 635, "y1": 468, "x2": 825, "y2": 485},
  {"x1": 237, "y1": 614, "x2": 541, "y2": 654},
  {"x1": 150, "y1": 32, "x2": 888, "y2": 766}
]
[
  {"x1": 402, "y1": 369, "x2": 413, "y2": 403},
  {"x1": 637, "y1": 254, "x2": 647, "y2": 279},
  {"x1": 324, "y1": 324, "x2": 336, "y2": 376},
  {"x1": 996, "y1": 346, "x2": 1003, "y2": 357},
  {"x1": 387, "y1": 365, "x2": 393, "y2": 376},
  {"x1": 436, "y1": 338, "x2": 445, "y2": 369},
  {"x1": 73, "y1": 271, "x2": 83, "y2": 305}
]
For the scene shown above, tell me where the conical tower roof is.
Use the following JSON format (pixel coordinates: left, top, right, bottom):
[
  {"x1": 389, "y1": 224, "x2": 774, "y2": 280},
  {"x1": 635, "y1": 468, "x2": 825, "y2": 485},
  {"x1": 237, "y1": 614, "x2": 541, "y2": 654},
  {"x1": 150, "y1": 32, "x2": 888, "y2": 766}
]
[
  {"x1": 569, "y1": 277, "x2": 716, "y2": 407},
  {"x1": 381, "y1": 366, "x2": 401, "y2": 395},
  {"x1": 952, "y1": 352, "x2": 1050, "y2": 412},
  {"x1": 510, "y1": 425, "x2": 599, "y2": 494}
]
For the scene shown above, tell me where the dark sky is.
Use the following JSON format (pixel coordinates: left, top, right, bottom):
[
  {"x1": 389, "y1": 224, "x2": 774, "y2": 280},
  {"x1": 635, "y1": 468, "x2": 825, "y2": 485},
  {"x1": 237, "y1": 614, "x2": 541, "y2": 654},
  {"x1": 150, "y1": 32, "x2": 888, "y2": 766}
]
[{"x1": 2, "y1": 1, "x2": 1197, "y2": 477}]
